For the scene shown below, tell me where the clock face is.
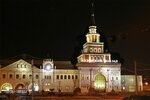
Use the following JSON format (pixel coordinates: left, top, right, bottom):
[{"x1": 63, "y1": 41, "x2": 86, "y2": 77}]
[{"x1": 44, "y1": 63, "x2": 52, "y2": 71}]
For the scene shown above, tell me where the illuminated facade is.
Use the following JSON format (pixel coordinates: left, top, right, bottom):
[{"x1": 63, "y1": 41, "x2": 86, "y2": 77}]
[
  {"x1": 0, "y1": 25, "x2": 143, "y2": 93},
  {"x1": 0, "y1": 5, "x2": 143, "y2": 93}
]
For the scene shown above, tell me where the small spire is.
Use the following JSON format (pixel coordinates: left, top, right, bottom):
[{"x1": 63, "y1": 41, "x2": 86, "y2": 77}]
[{"x1": 91, "y1": 2, "x2": 95, "y2": 25}]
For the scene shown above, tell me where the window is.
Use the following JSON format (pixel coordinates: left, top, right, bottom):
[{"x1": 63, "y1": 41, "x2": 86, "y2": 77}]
[
  {"x1": 98, "y1": 48, "x2": 101, "y2": 53},
  {"x1": 87, "y1": 76, "x2": 89, "y2": 80},
  {"x1": 75, "y1": 75, "x2": 78, "y2": 79},
  {"x1": 112, "y1": 77, "x2": 114, "y2": 80},
  {"x1": 61, "y1": 75, "x2": 63, "y2": 79},
  {"x1": 68, "y1": 75, "x2": 70, "y2": 79},
  {"x1": 48, "y1": 76, "x2": 51, "y2": 79},
  {"x1": 3, "y1": 74, "x2": 6, "y2": 79},
  {"x1": 94, "y1": 56, "x2": 97, "y2": 60},
  {"x1": 36, "y1": 75, "x2": 39, "y2": 79},
  {"x1": 72, "y1": 75, "x2": 74, "y2": 79},
  {"x1": 94, "y1": 48, "x2": 97, "y2": 52},
  {"x1": 16, "y1": 74, "x2": 19, "y2": 79},
  {"x1": 90, "y1": 48, "x2": 93, "y2": 52},
  {"x1": 91, "y1": 56, "x2": 93, "y2": 61},
  {"x1": 81, "y1": 75, "x2": 84, "y2": 80},
  {"x1": 57, "y1": 75, "x2": 59, "y2": 79},
  {"x1": 29, "y1": 74, "x2": 32, "y2": 79},
  {"x1": 9, "y1": 74, "x2": 13, "y2": 79},
  {"x1": 23, "y1": 74, "x2": 26, "y2": 79},
  {"x1": 64, "y1": 75, "x2": 67, "y2": 79},
  {"x1": 116, "y1": 77, "x2": 118, "y2": 80}
]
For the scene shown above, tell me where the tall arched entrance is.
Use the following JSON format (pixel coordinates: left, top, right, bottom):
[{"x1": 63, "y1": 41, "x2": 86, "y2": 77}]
[
  {"x1": 15, "y1": 83, "x2": 26, "y2": 93},
  {"x1": 28, "y1": 83, "x2": 39, "y2": 92},
  {"x1": 1, "y1": 83, "x2": 13, "y2": 93},
  {"x1": 94, "y1": 74, "x2": 106, "y2": 92}
]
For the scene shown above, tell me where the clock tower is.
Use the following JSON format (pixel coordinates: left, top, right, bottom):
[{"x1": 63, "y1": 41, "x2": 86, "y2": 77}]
[{"x1": 42, "y1": 59, "x2": 55, "y2": 91}]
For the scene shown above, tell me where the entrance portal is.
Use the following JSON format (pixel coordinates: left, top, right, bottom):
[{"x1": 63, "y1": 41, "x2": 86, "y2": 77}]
[
  {"x1": 94, "y1": 74, "x2": 106, "y2": 92},
  {"x1": 15, "y1": 83, "x2": 26, "y2": 93},
  {"x1": 29, "y1": 83, "x2": 39, "y2": 92},
  {"x1": 1, "y1": 83, "x2": 13, "y2": 93}
]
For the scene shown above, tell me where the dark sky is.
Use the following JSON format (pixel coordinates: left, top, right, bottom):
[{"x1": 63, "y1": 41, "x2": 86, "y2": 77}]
[{"x1": 1, "y1": 0, "x2": 150, "y2": 69}]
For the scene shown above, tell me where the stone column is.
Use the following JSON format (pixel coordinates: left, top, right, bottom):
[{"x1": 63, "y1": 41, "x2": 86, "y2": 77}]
[{"x1": 90, "y1": 69, "x2": 92, "y2": 87}]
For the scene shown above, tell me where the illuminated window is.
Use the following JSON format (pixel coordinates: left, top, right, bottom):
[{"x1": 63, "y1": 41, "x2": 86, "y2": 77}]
[
  {"x1": 75, "y1": 75, "x2": 78, "y2": 79},
  {"x1": 57, "y1": 75, "x2": 59, "y2": 79},
  {"x1": 61, "y1": 75, "x2": 63, "y2": 79},
  {"x1": 64, "y1": 75, "x2": 67, "y2": 79},
  {"x1": 3, "y1": 74, "x2": 6, "y2": 79},
  {"x1": 23, "y1": 74, "x2": 26, "y2": 79},
  {"x1": 72, "y1": 75, "x2": 74, "y2": 79},
  {"x1": 9, "y1": 74, "x2": 13, "y2": 79},
  {"x1": 81, "y1": 75, "x2": 84, "y2": 80},
  {"x1": 17, "y1": 64, "x2": 21, "y2": 68},
  {"x1": 36, "y1": 75, "x2": 39, "y2": 79},
  {"x1": 22, "y1": 64, "x2": 25, "y2": 68},
  {"x1": 68, "y1": 75, "x2": 70, "y2": 79},
  {"x1": 16, "y1": 74, "x2": 19, "y2": 79}
]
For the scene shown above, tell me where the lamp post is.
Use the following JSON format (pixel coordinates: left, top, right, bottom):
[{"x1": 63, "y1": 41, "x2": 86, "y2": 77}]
[
  {"x1": 0, "y1": 65, "x2": 1, "y2": 93},
  {"x1": 31, "y1": 60, "x2": 34, "y2": 100},
  {"x1": 107, "y1": 69, "x2": 109, "y2": 92}
]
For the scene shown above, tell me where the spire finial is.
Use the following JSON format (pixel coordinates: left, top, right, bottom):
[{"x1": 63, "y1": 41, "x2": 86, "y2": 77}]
[{"x1": 91, "y1": 2, "x2": 95, "y2": 25}]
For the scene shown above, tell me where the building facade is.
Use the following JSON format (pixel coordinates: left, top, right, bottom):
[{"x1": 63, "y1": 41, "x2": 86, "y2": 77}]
[
  {"x1": 0, "y1": 7, "x2": 143, "y2": 93},
  {"x1": 0, "y1": 24, "x2": 143, "y2": 93}
]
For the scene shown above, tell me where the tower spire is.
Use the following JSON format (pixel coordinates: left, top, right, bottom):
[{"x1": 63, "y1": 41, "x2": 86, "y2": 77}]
[{"x1": 91, "y1": 2, "x2": 95, "y2": 25}]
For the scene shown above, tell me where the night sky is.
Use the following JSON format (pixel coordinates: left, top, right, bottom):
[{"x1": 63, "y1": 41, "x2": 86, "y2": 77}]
[{"x1": 1, "y1": 0, "x2": 150, "y2": 70}]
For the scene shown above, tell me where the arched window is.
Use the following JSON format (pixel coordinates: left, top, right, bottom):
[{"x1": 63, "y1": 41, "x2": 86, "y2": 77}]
[
  {"x1": 98, "y1": 48, "x2": 101, "y2": 53},
  {"x1": 9, "y1": 74, "x2": 13, "y2": 79},
  {"x1": 29, "y1": 74, "x2": 32, "y2": 79},
  {"x1": 2, "y1": 74, "x2": 6, "y2": 79},
  {"x1": 16, "y1": 74, "x2": 19, "y2": 79},
  {"x1": 68, "y1": 75, "x2": 70, "y2": 79},
  {"x1": 64, "y1": 75, "x2": 67, "y2": 79},
  {"x1": 94, "y1": 48, "x2": 97, "y2": 52},
  {"x1": 75, "y1": 75, "x2": 78, "y2": 79},
  {"x1": 36, "y1": 75, "x2": 39, "y2": 79},
  {"x1": 23, "y1": 74, "x2": 26, "y2": 79},
  {"x1": 90, "y1": 48, "x2": 93, "y2": 52},
  {"x1": 61, "y1": 75, "x2": 63, "y2": 79},
  {"x1": 72, "y1": 75, "x2": 74, "y2": 79},
  {"x1": 57, "y1": 75, "x2": 59, "y2": 79}
]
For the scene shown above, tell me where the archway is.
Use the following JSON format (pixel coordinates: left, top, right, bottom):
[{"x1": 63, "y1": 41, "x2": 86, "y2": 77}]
[
  {"x1": 1, "y1": 83, "x2": 13, "y2": 93},
  {"x1": 15, "y1": 83, "x2": 26, "y2": 93},
  {"x1": 28, "y1": 83, "x2": 39, "y2": 92},
  {"x1": 94, "y1": 74, "x2": 106, "y2": 92}
]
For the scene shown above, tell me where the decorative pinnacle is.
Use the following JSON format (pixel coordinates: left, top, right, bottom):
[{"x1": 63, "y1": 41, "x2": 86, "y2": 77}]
[{"x1": 91, "y1": 2, "x2": 95, "y2": 25}]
